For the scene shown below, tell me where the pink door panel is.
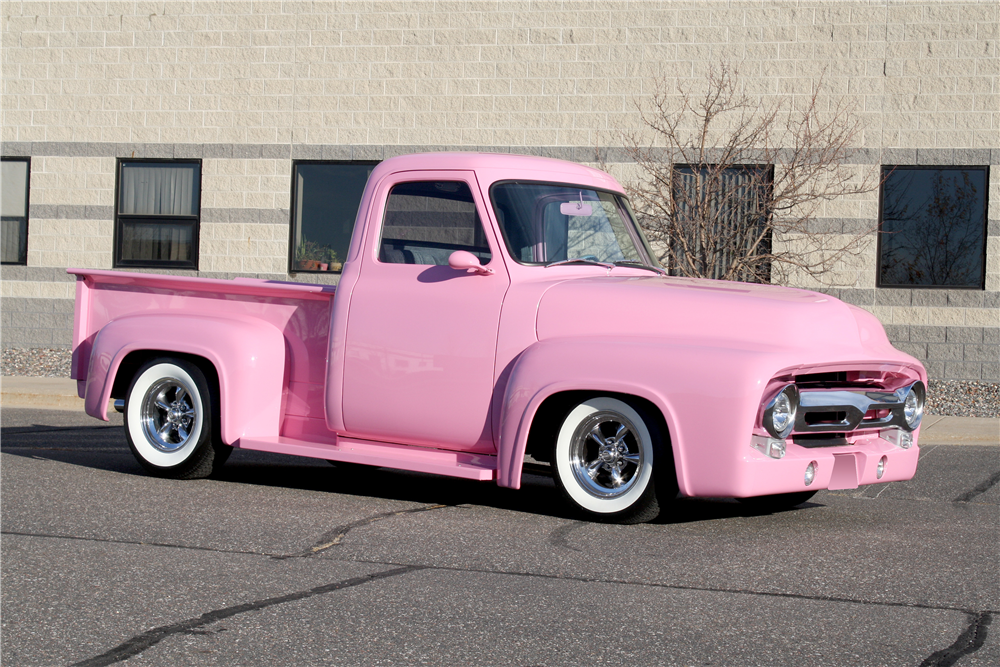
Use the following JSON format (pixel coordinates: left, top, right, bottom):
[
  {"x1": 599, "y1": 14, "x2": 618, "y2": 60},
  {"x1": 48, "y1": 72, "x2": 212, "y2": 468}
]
[{"x1": 342, "y1": 171, "x2": 509, "y2": 453}]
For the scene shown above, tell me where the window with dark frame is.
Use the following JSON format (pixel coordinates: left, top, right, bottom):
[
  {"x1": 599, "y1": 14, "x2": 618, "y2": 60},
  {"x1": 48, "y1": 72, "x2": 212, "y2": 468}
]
[
  {"x1": 1, "y1": 157, "x2": 30, "y2": 265},
  {"x1": 878, "y1": 166, "x2": 988, "y2": 289},
  {"x1": 379, "y1": 180, "x2": 492, "y2": 266},
  {"x1": 115, "y1": 159, "x2": 201, "y2": 269},
  {"x1": 670, "y1": 164, "x2": 774, "y2": 283},
  {"x1": 290, "y1": 161, "x2": 378, "y2": 273}
]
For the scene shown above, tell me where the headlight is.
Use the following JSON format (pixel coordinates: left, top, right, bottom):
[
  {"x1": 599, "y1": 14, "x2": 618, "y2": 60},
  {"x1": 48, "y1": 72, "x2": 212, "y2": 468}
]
[
  {"x1": 902, "y1": 381, "x2": 925, "y2": 431},
  {"x1": 763, "y1": 384, "x2": 799, "y2": 439}
]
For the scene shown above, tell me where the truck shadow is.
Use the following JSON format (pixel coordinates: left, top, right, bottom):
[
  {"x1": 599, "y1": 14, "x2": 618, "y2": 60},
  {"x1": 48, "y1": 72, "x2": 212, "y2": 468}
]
[{"x1": 0, "y1": 423, "x2": 820, "y2": 524}]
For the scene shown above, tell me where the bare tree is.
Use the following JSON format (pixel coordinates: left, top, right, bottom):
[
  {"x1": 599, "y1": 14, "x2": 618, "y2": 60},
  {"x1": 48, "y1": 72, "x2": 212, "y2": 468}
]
[{"x1": 603, "y1": 65, "x2": 879, "y2": 285}]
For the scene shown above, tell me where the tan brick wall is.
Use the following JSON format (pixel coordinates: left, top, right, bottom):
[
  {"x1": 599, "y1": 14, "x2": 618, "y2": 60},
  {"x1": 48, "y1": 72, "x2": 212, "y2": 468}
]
[{"x1": 2, "y1": 1, "x2": 996, "y2": 148}]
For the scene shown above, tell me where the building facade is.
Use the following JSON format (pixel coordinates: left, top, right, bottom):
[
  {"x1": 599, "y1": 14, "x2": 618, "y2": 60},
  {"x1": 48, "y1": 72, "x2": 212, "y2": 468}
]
[{"x1": 1, "y1": 1, "x2": 998, "y2": 383}]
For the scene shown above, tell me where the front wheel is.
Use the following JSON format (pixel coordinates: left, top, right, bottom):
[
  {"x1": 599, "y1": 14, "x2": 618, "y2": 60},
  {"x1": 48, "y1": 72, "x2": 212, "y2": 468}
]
[
  {"x1": 124, "y1": 358, "x2": 228, "y2": 479},
  {"x1": 552, "y1": 397, "x2": 671, "y2": 524}
]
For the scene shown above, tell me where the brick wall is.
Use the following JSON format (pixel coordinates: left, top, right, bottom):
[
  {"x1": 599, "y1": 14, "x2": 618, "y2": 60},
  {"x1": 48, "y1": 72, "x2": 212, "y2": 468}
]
[{"x1": 1, "y1": 1, "x2": 997, "y2": 380}]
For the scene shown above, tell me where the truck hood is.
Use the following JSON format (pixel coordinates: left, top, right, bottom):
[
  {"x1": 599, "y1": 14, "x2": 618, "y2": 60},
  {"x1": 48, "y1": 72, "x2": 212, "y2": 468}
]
[{"x1": 535, "y1": 275, "x2": 898, "y2": 358}]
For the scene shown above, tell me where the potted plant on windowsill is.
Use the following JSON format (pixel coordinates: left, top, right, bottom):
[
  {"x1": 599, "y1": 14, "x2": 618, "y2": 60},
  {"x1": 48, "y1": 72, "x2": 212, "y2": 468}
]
[
  {"x1": 321, "y1": 247, "x2": 341, "y2": 272},
  {"x1": 295, "y1": 237, "x2": 341, "y2": 272}
]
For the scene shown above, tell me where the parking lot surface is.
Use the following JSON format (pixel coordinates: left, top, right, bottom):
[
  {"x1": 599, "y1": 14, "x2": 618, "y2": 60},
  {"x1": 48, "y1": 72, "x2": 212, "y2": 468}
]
[{"x1": 2, "y1": 407, "x2": 998, "y2": 666}]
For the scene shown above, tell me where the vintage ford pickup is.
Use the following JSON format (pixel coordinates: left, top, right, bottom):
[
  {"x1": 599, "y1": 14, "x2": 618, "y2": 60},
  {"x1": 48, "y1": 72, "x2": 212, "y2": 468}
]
[{"x1": 70, "y1": 153, "x2": 927, "y2": 522}]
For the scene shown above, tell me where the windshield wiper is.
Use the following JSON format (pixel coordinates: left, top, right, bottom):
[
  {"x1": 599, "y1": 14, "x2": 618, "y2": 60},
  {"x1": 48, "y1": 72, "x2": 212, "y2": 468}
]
[
  {"x1": 545, "y1": 257, "x2": 616, "y2": 270},
  {"x1": 613, "y1": 260, "x2": 667, "y2": 276}
]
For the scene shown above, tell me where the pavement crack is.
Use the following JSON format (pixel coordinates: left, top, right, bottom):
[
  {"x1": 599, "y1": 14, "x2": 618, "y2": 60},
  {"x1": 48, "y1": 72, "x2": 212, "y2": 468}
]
[
  {"x1": 0, "y1": 531, "x2": 282, "y2": 559},
  {"x1": 548, "y1": 520, "x2": 585, "y2": 552},
  {"x1": 954, "y1": 470, "x2": 1000, "y2": 503},
  {"x1": 68, "y1": 565, "x2": 422, "y2": 667},
  {"x1": 919, "y1": 611, "x2": 992, "y2": 667},
  {"x1": 337, "y1": 556, "x2": 987, "y2": 617},
  {"x1": 276, "y1": 504, "x2": 450, "y2": 559}
]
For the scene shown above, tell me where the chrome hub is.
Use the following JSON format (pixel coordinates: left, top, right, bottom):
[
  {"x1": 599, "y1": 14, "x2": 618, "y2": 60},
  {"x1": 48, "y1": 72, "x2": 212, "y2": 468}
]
[
  {"x1": 569, "y1": 411, "x2": 644, "y2": 499},
  {"x1": 140, "y1": 379, "x2": 198, "y2": 453}
]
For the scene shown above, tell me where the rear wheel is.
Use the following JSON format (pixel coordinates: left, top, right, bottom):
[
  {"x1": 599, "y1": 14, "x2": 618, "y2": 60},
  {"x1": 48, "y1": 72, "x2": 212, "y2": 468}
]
[
  {"x1": 552, "y1": 396, "x2": 672, "y2": 524},
  {"x1": 124, "y1": 358, "x2": 229, "y2": 479}
]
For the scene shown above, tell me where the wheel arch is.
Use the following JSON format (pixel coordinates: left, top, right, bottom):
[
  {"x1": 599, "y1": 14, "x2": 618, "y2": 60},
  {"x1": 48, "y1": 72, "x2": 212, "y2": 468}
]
[
  {"x1": 524, "y1": 390, "x2": 671, "y2": 465},
  {"x1": 503, "y1": 380, "x2": 681, "y2": 490},
  {"x1": 497, "y1": 338, "x2": 688, "y2": 492},
  {"x1": 113, "y1": 349, "x2": 220, "y2": 403},
  {"x1": 84, "y1": 313, "x2": 286, "y2": 444}
]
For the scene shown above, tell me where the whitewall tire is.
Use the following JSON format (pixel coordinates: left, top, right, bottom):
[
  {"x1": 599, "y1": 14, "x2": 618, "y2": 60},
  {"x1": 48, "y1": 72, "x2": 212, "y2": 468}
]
[
  {"x1": 124, "y1": 358, "x2": 225, "y2": 479},
  {"x1": 552, "y1": 396, "x2": 665, "y2": 523}
]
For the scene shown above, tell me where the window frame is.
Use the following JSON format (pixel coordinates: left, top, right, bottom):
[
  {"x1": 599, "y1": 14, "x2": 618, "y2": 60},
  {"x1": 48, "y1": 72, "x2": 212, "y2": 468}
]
[
  {"x1": 669, "y1": 163, "x2": 775, "y2": 282},
  {"x1": 113, "y1": 157, "x2": 202, "y2": 270},
  {"x1": 288, "y1": 159, "x2": 380, "y2": 274},
  {"x1": 876, "y1": 164, "x2": 990, "y2": 290},
  {"x1": 1, "y1": 156, "x2": 31, "y2": 266},
  {"x1": 377, "y1": 178, "x2": 493, "y2": 267}
]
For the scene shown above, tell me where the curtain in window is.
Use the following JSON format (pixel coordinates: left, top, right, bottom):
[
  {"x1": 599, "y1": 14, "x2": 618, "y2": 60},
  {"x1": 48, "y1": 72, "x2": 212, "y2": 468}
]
[
  {"x1": 119, "y1": 164, "x2": 197, "y2": 215},
  {"x1": 1, "y1": 160, "x2": 29, "y2": 263},
  {"x1": 120, "y1": 221, "x2": 192, "y2": 261}
]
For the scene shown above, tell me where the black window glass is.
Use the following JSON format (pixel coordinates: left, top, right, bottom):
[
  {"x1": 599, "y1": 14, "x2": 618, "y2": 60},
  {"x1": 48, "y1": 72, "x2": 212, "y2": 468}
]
[
  {"x1": 379, "y1": 181, "x2": 491, "y2": 266},
  {"x1": 1, "y1": 157, "x2": 29, "y2": 265},
  {"x1": 116, "y1": 160, "x2": 200, "y2": 269},
  {"x1": 879, "y1": 167, "x2": 988, "y2": 288},
  {"x1": 291, "y1": 161, "x2": 376, "y2": 273}
]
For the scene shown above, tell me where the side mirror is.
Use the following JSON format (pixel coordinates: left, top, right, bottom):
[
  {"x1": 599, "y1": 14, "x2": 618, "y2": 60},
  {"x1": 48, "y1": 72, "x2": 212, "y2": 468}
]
[{"x1": 448, "y1": 250, "x2": 494, "y2": 276}]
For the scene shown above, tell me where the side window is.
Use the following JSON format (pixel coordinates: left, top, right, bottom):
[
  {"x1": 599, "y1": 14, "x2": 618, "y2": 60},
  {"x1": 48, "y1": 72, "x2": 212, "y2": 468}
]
[
  {"x1": 379, "y1": 181, "x2": 492, "y2": 266},
  {"x1": 291, "y1": 161, "x2": 377, "y2": 273},
  {"x1": 1, "y1": 157, "x2": 30, "y2": 265},
  {"x1": 115, "y1": 159, "x2": 201, "y2": 269},
  {"x1": 878, "y1": 166, "x2": 988, "y2": 288}
]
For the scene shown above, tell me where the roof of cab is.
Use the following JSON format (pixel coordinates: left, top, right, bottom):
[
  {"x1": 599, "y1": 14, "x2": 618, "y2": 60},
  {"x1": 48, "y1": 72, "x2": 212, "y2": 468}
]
[{"x1": 368, "y1": 152, "x2": 625, "y2": 193}]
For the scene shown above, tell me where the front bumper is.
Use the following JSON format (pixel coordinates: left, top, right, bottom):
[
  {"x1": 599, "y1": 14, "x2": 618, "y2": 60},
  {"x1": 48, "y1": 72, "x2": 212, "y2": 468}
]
[{"x1": 735, "y1": 431, "x2": 919, "y2": 498}]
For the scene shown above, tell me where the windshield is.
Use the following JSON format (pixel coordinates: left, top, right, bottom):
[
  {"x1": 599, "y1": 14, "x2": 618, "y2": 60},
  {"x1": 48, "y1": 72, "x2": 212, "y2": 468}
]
[{"x1": 490, "y1": 182, "x2": 659, "y2": 267}]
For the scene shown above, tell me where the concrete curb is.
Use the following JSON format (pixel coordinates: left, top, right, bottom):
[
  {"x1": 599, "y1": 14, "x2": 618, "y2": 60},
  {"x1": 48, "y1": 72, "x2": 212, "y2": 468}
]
[
  {"x1": 1, "y1": 377, "x2": 112, "y2": 413},
  {"x1": 2, "y1": 376, "x2": 997, "y2": 445}
]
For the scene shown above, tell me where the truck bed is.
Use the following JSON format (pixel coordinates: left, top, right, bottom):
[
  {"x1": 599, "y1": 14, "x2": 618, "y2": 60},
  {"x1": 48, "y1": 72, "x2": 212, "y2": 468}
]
[{"x1": 69, "y1": 269, "x2": 337, "y2": 437}]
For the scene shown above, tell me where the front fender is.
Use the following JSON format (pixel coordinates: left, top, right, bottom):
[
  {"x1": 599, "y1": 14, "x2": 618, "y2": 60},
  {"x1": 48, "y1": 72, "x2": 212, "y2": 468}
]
[
  {"x1": 497, "y1": 337, "x2": 787, "y2": 496},
  {"x1": 85, "y1": 313, "x2": 286, "y2": 444}
]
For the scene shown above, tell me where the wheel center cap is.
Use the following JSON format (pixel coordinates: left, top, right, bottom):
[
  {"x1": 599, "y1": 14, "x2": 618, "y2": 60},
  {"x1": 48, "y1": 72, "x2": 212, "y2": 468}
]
[
  {"x1": 167, "y1": 405, "x2": 183, "y2": 424},
  {"x1": 599, "y1": 445, "x2": 618, "y2": 464}
]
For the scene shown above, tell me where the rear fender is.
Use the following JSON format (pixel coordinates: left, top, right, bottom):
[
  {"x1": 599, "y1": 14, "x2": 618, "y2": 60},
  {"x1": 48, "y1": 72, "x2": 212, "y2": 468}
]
[{"x1": 84, "y1": 314, "x2": 286, "y2": 444}]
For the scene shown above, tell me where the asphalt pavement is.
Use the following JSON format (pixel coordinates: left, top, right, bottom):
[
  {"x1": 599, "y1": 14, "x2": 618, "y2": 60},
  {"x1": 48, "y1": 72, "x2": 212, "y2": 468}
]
[{"x1": 1, "y1": 405, "x2": 998, "y2": 667}]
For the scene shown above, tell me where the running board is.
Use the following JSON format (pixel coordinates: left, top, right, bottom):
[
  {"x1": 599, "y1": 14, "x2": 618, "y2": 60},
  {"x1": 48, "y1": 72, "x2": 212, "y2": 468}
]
[{"x1": 237, "y1": 435, "x2": 498, "y2": 481}]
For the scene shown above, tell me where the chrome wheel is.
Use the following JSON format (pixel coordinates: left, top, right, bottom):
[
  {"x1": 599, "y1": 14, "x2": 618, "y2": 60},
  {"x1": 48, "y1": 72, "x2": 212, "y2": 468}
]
[
  {"x1": 553, "y1": 396, "x2": 659, "y2": 519},
  {"x1": 569, "y1": 410, "x2": 644, "y2": 499},
  {"x1": 124, "y1": 358, "x2": 226, "y2": 479},
  {"x1": 140, "y1": 378, "x2": 198, "y2": 453}
]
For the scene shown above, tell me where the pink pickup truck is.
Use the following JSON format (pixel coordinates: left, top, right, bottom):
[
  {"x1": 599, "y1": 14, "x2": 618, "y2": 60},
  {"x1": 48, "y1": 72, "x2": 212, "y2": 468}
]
[{"x1": 70, "y1": 153, "x2": 927, "y2": 523}]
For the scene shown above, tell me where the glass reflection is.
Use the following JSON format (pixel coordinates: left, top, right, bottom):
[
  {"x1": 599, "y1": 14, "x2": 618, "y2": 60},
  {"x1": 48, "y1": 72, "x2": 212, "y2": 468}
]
[{"x1": 879, "y1": 167, "x2": 987, "y2": 288}]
